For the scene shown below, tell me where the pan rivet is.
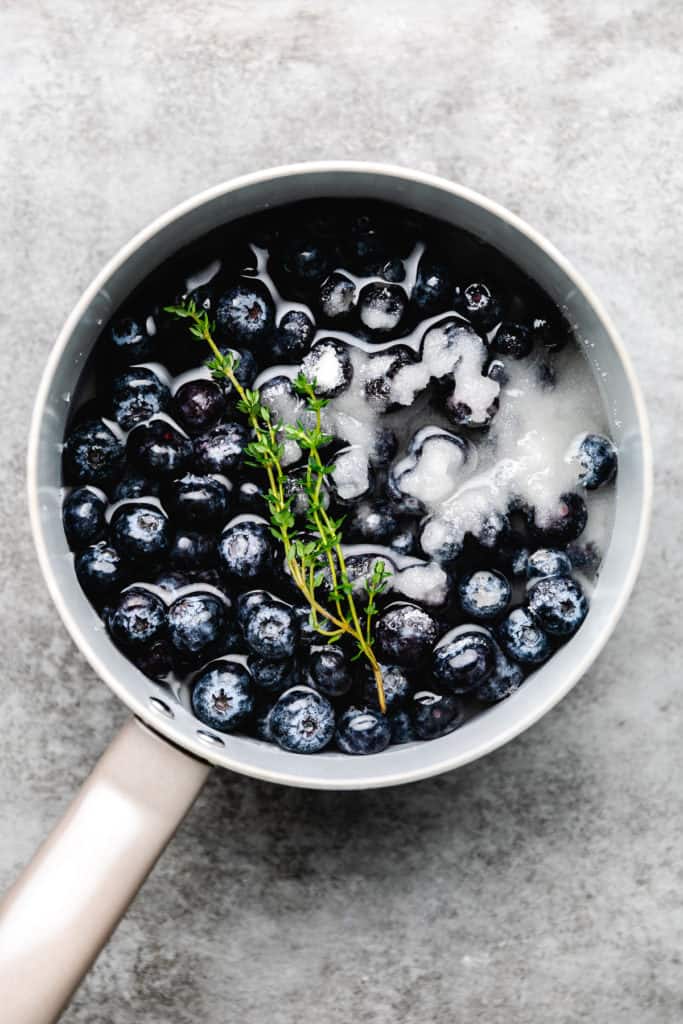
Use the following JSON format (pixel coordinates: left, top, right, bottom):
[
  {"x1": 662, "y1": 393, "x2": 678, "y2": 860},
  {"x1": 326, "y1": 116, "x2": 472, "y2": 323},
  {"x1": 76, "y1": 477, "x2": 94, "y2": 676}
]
[
  {"x1": 149, "y1": 696, "x2": 174, "y2": 718},
  {"x1": 196, "y1": 729, "x2": 225, "y2": 747}
]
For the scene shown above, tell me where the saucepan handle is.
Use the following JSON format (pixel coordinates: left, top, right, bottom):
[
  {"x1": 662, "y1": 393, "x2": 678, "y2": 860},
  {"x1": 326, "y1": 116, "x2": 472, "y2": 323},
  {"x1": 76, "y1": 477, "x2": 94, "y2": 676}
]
[{"x1": 0, "y1": 717, "x2": 210, "y2": 1024}]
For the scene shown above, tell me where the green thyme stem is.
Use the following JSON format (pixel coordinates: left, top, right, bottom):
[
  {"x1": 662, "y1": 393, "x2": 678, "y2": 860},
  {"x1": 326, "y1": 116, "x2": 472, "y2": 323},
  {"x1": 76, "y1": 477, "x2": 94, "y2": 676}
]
[{"x1": 165, "y1": 301, "x2": 388, "y2": 713}]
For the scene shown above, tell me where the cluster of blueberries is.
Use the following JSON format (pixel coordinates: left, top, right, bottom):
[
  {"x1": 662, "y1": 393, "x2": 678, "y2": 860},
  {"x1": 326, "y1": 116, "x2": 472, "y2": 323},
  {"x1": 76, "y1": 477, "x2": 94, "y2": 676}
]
[{"x1": 61, "y1": 200, "x2": 617, "y2": 756}]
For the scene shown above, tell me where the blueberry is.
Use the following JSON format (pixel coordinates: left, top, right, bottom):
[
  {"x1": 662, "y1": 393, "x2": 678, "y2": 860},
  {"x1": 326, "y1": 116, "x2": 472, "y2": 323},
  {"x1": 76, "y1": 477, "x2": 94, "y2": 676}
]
[
  {"x1": 490, "y1": 322, "x2": 533, "y2": 359},
  {"x1": 291, "y1": 604, "x2": 317, "y2": 648},
  {"x1": 348, "y1": 502, "x2": 399, "y2": 544},
  {"x1": 453, "y1": 282, "x2": 503, "y2": 331},
  {"x1": 191, "y1": 660, "x2": 255, "y2": 733},
  {"x1": 361, "y1": 663, "x2": 412, "y2": 712},
  {"x1": 284, "y1": 467, "x2": 330, "y2": 520},
  {"x1": 153, "y1": 569, "x2": 190, "y2": 596},
  {"x1": 110, "y1": 367, "x2": 170, "y2": 430},
  {"x1": 236, "y1": 589, "x2": 271, "y2": 630},
  {"x1": 529, "y1": 492, "x2": 587, "y2": 545},
  {"x1": 380, "y1": 257, "x2": 406, "y2": 283},
  {"x1": 133, "y1": 638, "x2": 175, "y2": 682},
  {"x1": 575, "y1": 433, "x2": 618, "y2": 490},
  {"x1": 215, "y1": 280, "x2": 275, "y2": 349},
  {"x1": 111, "y1": 475, "x2": 161, "y2": 502},
  {"x1": 236, "y1": 480, "x2": 267, "y2": 515},
  {"x1": 526, "y1": 548, "x2": 572, "y2": 582},
  {"x1": 390, "y1": 526, "x2": 418, "y2": 558},
  {"x1": 168, "y1": 530, "x2": 216, "y2": 570},
  {"x1": 365, "y1": 346, "x2": 417, "y2": 407},
  {"x1": 168, "y1": 591, "x2": 228, "y2": 663},
  {"x1": 473, "y1": 511, "x2": 511, "y2": 552},
  {"x1": 62, "y1": 486, "x2": 107, "y2": 549},
  {"x1": 389, "y1": 709, "x2": 417, "y2": 745},
  {"x1": 107, "y1": 316, "x2": 155, "y2": 366},
  {"x1": 498, "y1": 607, "x2": 551, "y2": 665},
  {"x1": 458, "y1": 570, "x2": 511, "y2": 621},
  {"x1": 532, "y1": 312, "x2": 570, "y2": 352},
  {"x1": 255, "y1": 702, "x2": 275, "y2": 742},
  {"x1": 307, "y1": 645, "x2": 351, "y2": 698},
  {"x1": 173, "y1": 379, "x2": 226, "y2": 436},
  {"x1": 375, "y1": 603, "x2": 438, "y2": 667},
  {"x1": 344, "y1": 212, "x2": 393, "y2": 274},
  {"x1": 190, "y1": 567, "x2": 233, "y2": 599},
  {"x1": 108, "y1": 586, "x2": 167, "y2": 650},
  {"x1": 248, "y1": 656, "x2": 299, "y2": 694},
  {"x1": 270, "y1": 687, "x2": 335, "y2": 754},
  {"x1": 272, "y1": 310, "x2": 316, "y2": 361},
  {"x1": 358, "y1": 283, "x2": 407, "y2": 336},
  {"x1": 63, "y1": 420, "x2": 125, "y2": 487},
  {"x1": 410, "y1": 689, "x2": 463, "y2": 740},
  {"x1": 509, "y1": 545, "x2": 530, "y2": 579},
  {"x1": 218, "y1": 519, "x2": 274, "y2": 581},
  {"x1": 369, "y1": 428, "x2": 398, "y2": 467},
  {"x1": 111, "y1": 503, "x2": 171, "y2": 565},
  {"x1": 566, "y1": 540, "x2": 602, "y2": 577},
  {"x1": 194, "y1": 422, "x2": 248, "y2": 475},
  {"x1": 243, "y1": 600, "x2": 298, "y2": 660},
  {"x1": 413, "y1": 254, "x2": 452, "y2": 315},
  {"x1": 487, "y1": 359, "x2": 508, "y2": 386},
  {"x1": 168, "y1": 474, "x2": 231, "y2": 528},
  {"x1": 279, "y1": 236, "x2": 332, "y2": 284},
  {"x1": 126, "y1": 418, "x2": 193, "y2": 479},
  {"x1": 336, "y1": 707, "x2": 391, "y2": 755},
  {"x1": 231, "y1": 347, "x2": 259, "y2": 388},
  {"x1": 389, "y1": 428, "x2": 470, "y2": 515},
  {"x1": 301, "y1": 338, "x2": 353, "y2": 397},
  {"x1": 475, "y1": 643, "x2": 525, "y2": 703},
  {"x1": 432, "y1": 630, "x2": 496, "y2": 693},
  {"x1": 75, "y1": 542, "x2": 125, "y2": 599},
  {"x1": 320, "y1": 273, "x2": 356, "y2": 320},
  {"x1": 528, "y1": 576, "x2": 588, "y2": 637}
]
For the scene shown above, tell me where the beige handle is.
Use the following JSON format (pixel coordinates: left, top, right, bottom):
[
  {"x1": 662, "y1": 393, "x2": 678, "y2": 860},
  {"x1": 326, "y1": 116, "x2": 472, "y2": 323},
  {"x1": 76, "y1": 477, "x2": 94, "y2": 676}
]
[{"x1": 0, "y1": 718, "x2": 210, "y2": 1024}]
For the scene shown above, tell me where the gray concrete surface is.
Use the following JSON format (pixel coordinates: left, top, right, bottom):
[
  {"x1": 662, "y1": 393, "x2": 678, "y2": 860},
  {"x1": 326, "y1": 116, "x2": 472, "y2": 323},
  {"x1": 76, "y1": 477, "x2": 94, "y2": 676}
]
[{"x1": 1, "y1": 1, "x2": 681, "y2": 1021}]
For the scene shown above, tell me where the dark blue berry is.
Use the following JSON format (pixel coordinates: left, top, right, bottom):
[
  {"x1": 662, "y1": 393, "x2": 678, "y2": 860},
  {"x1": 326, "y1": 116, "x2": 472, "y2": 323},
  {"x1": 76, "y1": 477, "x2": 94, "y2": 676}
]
[
  {"x1": 110, "y1": 367, "x2": 170, "y2": 430},
  {"x1": 375, "y1": 603, "x2": 438, "y2": 667},
  {"x1": 498, "y1": 607, "x2": 551, "y2": 665},
  {"x1": 411, "y1": 689, "x2": 463, "y2": 740},
  {"x1": 153, "y1": 569, "x2": 190, "y2": 596},
  {"x1": 390, "y1": 527, "x2": 418, "y2": 558},
  {"x1": 194, "y1": 422, "x2": 247, "y2": 475},
  {"x1": 490, "y1": 322, "x2": 533, "y2": 359},
  {"x1": 380, "y1": 257, "x2": 406, "y2": 283},
  {"x1": 111, "y1": 475, "x2": 161, "y2": 502},
  {"x1": 413, "y1": 254, "x2": 452, "y2": 315},
  {"x1": 576, "y1": 434, "x2": 618, "y2": 490},
  {"x1": 345, "y1": 212, "x2": 392, "y2": 274},
  {"x1": 173, "y1": 379, "x2": 226, "y2": 436},
  {"x1": 473, "y1": 510, "x2": 511, "y2": 551},
  {"x1": 75, "y1": 542, "x2": 125, "y2": 599},
  {"x1": 236, "y1": 590, "x2": 271, "y2": 630},
  {"x1": 361, "y1": 663, "x2": 412, "y2": 712},
  {"x1": 191, "y1": 660, "x2": 255, "y2": 733},
  {"x1": 248, "y1": 656, "x2": 299, "y2": 694},
  {"x1": 528, "y1": 576, "x2": 588, "y2": 637},
  {"x1": 453, "y1": 282, "x2": 503, "y2": 331},
  {"x1": 237, "y1": 480, "x2": 267, "y2": 515},
  {"x1": 532, "y1": 312, "x2": 569, "y2": 352},
  {"x1": 389, "y1": 709, "x2": 417, "y2": 745},
  {"x1": 133, "y1": 638, "x2": 174, "y2": 682},
  {"x1": 475, "y1": 643, "x2": 525, "y2": 703},
  {"x1": 270, "y1": 687, "x2": 335, "y2": 754},
  {"x1": 243, "y1": 600, "x2": 298, "y2": 660},
  {"x1": 279, "y1": 236, "x2": 332, "y2": 283},
  {"x1": 432, "y1": 630, "x2": 496, "y2": 693},
  {"x1": 168, "y1": 591, "x2": 228, "y2": 663},
  {"x1": 301, "y1": 338, "x2": 353, "y2": 397},
  {"x1": 509, "y1": 546, "x2": 530, "y2": 578},
  {"x1": 63, "y1": 420, "x2": 125, "y2": 487},
  {"x1": 108, "y1": 317, "x2": 155, "y2": 366},
  {"x1": 126, "y1": 418, "x2": 193, "y2": 479},
  {"x1": 215, "y1": 281, "x2": 275, "y2": 349},
  {"x1": 526, "y1": 548, "x2": 572, "y2": 582},
  {"x1": 108, "y1": 586, "x2": 167, "y2": 650},
  {"x1": 168, "y1": 474, "x2": 231, "y2": 528},
  {"x1": 358, "y1": 283, "x2": 407, "y2": 336},
  {"x1": 458, "y1": 570, "x2": 511, "y2": 621},
  {"x1": 291, "y1": 604, "x2": 316, "y2": 648},
  {"x1": 232, "y1": 347, "x2": 258, "y2": 388},
  {"x1": 369, "y1": 428, "x2": 398, "y2": 467},
  {"x1": 307, "y1": 645, "x2": 352, "y2": 698},
  {"x1": 218, "y1": 520, "x2": 274, "y2": 581},
  {"x1": 320, "y1": 273, "x2": 356, "y2": 320},
  {"x1": 168, "y1": 530, "x2": 216, "y2": 570},
  {"x1": 566, "y1": 541, "x2": 602, "y2": 577},
  {"x1": 110, "y1": 503, "x2": 171, "y2": 565},
  {"x1": 336, "y1": 708, "x2": 391, "y2": 755},
  {"x1": 529, "y1": 492, "x2": 587, "y2": 545},
  {"x1": 62, "y1": 486, "x2": 107, "y2": 549},
  {"x1": 348, "y1": 502, "x2": 398, "y2": 544},
  {"x1": 272, "y1": 310, "x2": 316, "y2": 361}
]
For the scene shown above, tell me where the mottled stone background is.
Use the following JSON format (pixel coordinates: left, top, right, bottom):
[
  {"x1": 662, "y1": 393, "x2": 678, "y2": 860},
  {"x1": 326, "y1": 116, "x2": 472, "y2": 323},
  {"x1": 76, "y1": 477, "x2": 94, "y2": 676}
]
[{"x1": 1, "y1": 1, "x2": 681, "y2": 1021}]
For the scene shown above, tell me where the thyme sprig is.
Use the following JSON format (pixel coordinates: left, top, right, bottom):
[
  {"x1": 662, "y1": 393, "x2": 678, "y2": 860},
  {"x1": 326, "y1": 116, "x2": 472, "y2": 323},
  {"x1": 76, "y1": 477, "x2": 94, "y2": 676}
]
[{"x1": 165, "y1": 300, "x2": 390, "y2": 712}]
